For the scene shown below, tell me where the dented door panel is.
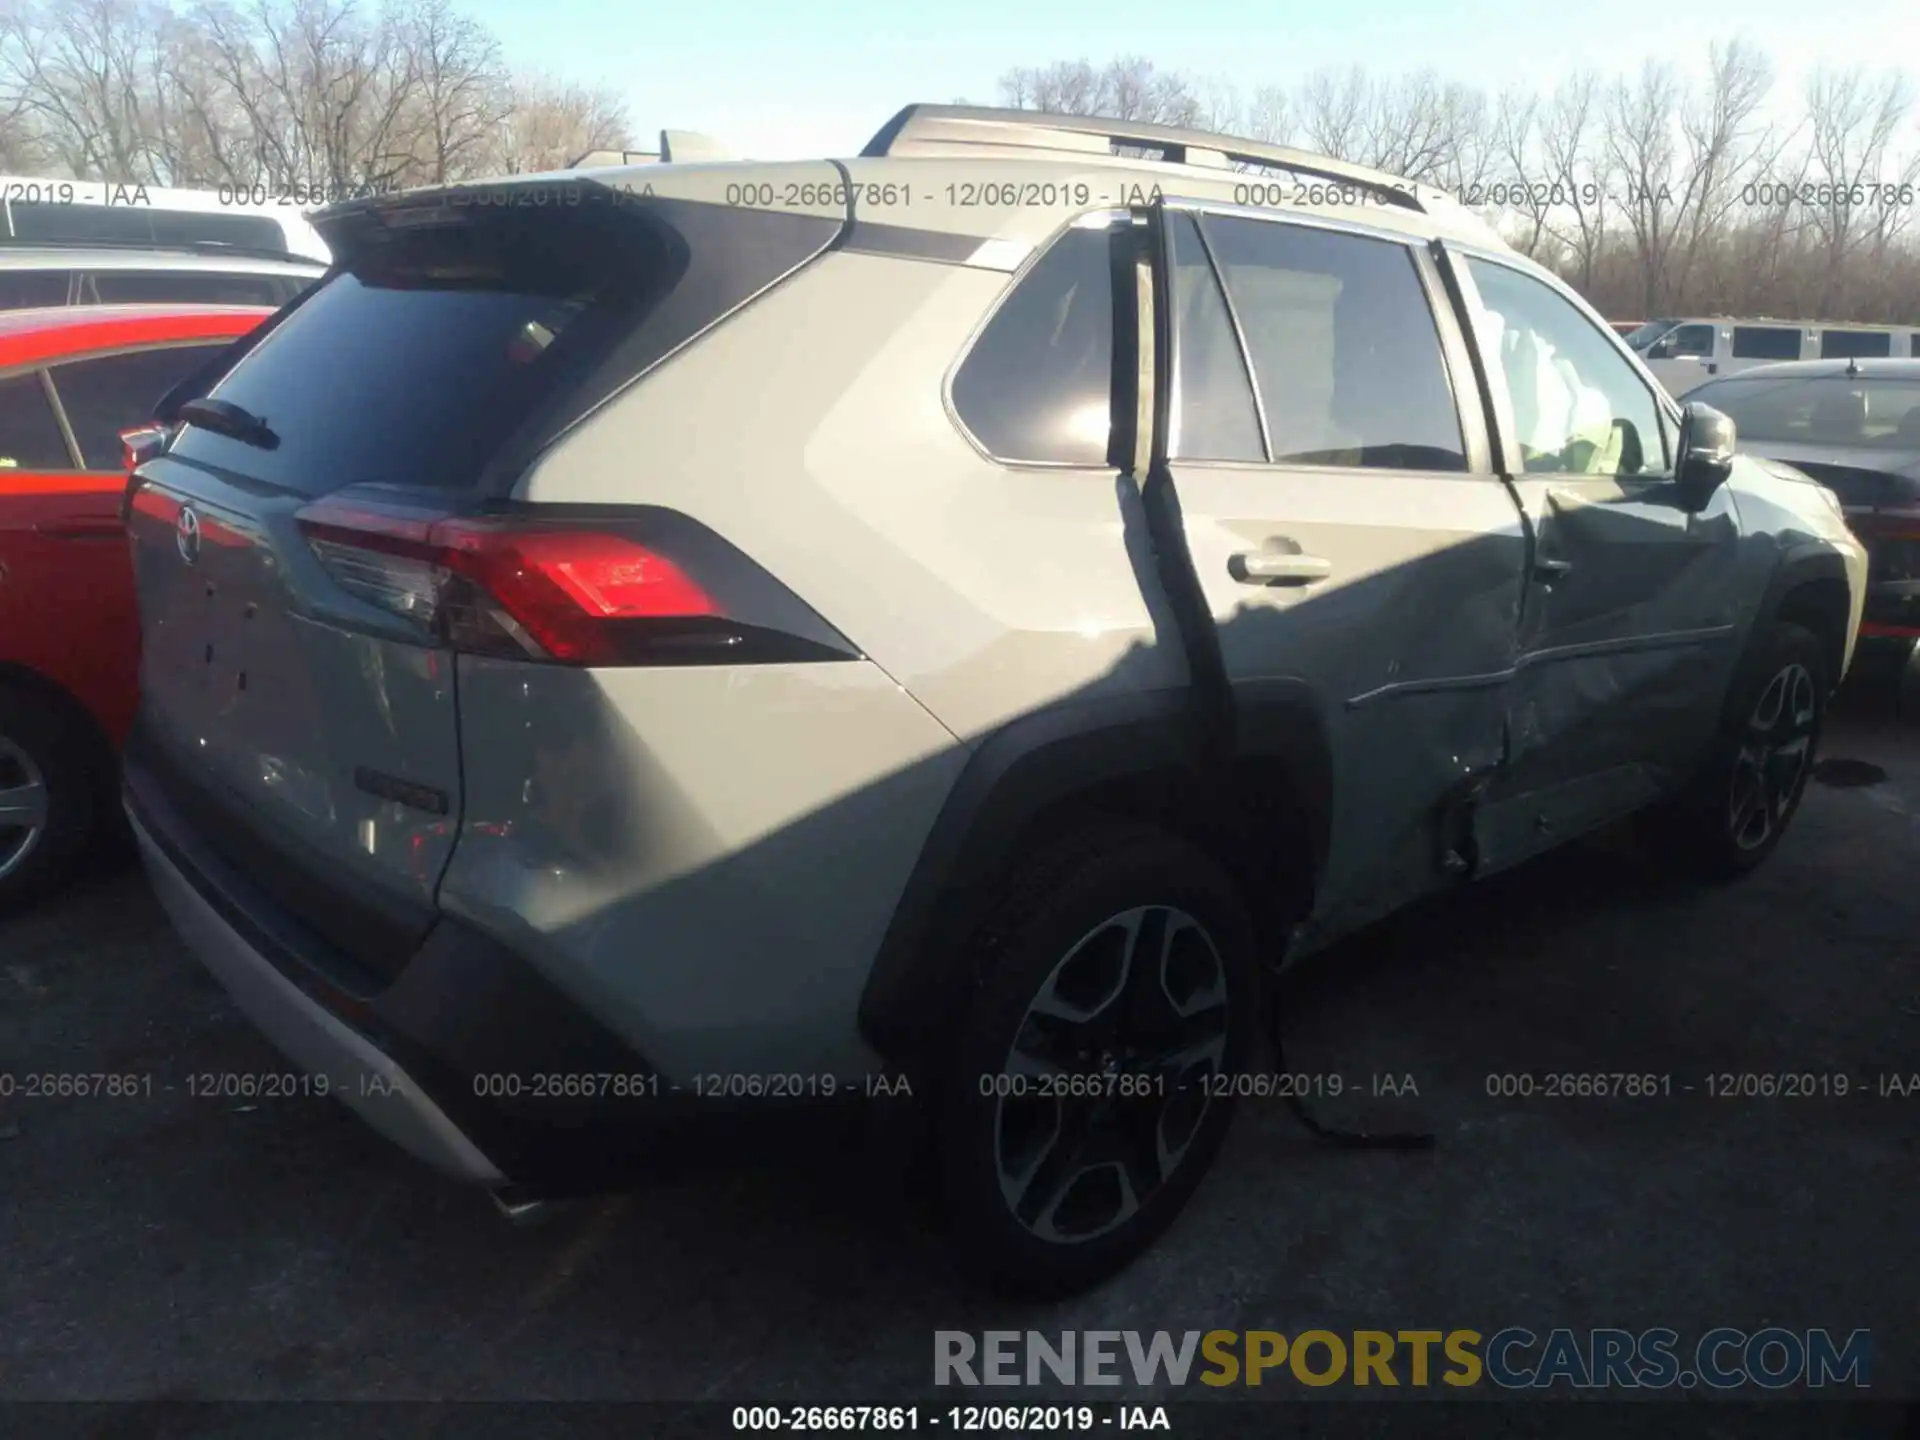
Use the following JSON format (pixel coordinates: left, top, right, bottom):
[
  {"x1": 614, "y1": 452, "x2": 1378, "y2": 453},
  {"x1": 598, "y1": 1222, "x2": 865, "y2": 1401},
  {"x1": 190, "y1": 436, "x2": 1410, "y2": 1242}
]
[{"x1": 1442, "y1": 245, "x2": 1747, "y2": 861}]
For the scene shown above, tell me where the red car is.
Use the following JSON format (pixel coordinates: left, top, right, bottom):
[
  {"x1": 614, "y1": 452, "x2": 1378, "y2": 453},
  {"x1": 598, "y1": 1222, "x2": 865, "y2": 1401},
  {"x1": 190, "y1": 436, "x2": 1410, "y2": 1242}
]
[{"x1": 0, "y1": 303, "x2": 274, "y2": 909}]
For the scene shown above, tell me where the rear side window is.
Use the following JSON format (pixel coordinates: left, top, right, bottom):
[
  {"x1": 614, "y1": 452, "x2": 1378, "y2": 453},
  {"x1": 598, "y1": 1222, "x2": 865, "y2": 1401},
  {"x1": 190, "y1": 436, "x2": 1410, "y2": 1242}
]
[
  {"x1": 169, "y1": 195, "x2": 839, "y2": 495},
  {"x1": 49, "y1": 344, "x2": 234, "y2": 468},
  {"x1": 0, "y1": 372, "x2": 73, "y2": 470},
  {"x1": 951, "y1": 223, "x2": 1116, "y2": 466},
  {"x1": 82, "y1": 269, "x2": 311, "y2": 307},
  {"x1": 1166, "y1": 211, "x2": 1263, "y2": 462},
  {"x1": 1819, "y1": 329, "x2": 1891, "y2": 359},
  {"x1": 1200, "y1": 214, "x2": 1466, "y2": 471},
  {"x1": 0, "y1": 269, "x2": 70, "y2": 309},
  {"x1": 8, "y1": 204, "x2": 287, "y2": 252},
  {"x1": 1731, "y1": 326, "x2": 1801, "y2": 360}
]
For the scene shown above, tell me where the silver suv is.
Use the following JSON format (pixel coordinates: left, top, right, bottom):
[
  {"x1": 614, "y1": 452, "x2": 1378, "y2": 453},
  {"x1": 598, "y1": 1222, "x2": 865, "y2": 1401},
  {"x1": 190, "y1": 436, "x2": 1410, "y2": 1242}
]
[{"x1": 121, "y1": 104, "x2": 1867, "y2": 1296}]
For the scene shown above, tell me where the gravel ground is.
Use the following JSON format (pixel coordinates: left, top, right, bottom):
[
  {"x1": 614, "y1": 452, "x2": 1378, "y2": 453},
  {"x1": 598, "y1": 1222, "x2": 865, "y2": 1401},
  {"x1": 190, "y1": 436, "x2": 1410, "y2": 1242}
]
[{"x1": 2, "y1": 659, "x2": 1915, "y2": 1426}]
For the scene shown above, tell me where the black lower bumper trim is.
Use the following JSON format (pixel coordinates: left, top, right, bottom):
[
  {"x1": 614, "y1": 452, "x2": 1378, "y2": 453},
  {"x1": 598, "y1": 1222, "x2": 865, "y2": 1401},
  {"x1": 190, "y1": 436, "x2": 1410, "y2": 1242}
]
[{"x1": 125, "y1": 736, "x2": 861, "y2": 1189}]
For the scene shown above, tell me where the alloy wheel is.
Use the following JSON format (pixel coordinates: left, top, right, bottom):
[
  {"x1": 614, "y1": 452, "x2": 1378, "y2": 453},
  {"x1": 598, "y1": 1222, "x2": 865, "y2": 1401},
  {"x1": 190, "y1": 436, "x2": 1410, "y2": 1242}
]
[
  {"x1": 1728, "y1": 661, "x2": 1818, "y2": 852},
  {"x1": 991, "y1": 905, "x2": 1230, "y2": 1245},
  {"x1": 0, "y1": 734, "x2": 49, "y2": 881}
]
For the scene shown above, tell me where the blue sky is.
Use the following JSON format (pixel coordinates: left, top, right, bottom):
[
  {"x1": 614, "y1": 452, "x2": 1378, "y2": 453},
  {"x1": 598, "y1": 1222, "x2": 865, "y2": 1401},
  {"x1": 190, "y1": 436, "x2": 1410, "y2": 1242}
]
[{"x1": 457, "y1": 0, "x2": 1920, "y2": 160}]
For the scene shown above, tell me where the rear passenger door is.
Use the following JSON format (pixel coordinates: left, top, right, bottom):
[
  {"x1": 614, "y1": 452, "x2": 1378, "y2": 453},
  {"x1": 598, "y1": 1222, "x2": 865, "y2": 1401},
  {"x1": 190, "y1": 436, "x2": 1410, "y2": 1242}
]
[{"x1": 1152, "y1": 204, "x2": 1530, "y2": 942}]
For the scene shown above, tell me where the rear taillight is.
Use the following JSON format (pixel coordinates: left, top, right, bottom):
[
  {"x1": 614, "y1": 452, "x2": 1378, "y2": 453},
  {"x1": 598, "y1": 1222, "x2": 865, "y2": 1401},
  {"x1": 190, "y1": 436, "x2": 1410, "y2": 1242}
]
[
  {"x1": 1850, "y1": 506, "x2": 1920, "y2": 542},
  {"x1": 293, "y1": 501, "x2": 848, "y2": 667},
  {"x1": 120, "y1": 424, "x2": 171, "y2": 473},
  {"x1": 118, "y1": 425, "x2": 174, "y2": 522}
]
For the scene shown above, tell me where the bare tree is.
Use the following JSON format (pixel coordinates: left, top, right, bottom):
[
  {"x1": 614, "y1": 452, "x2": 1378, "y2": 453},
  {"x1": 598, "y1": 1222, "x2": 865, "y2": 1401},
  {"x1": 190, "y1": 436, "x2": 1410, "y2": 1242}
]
[
  {"x1": 995, "y1": 55, "x2": 1208, "y2": 127},
  {"x1": 480, "y1": 72, "x2": 631, "y2": 175},
  {"x1": 1800, "y1": 67, "x2": 1919, "y2": 313},
  {"x1": 0, "y1": 0, "x2": 185, "y2": 181},
  {"x1": 1491, "y1": 85, "x2": 1550, "y2": 256},
  {"x1": 1539, "y1": 71, "x2": 1615, "y2": 292},
  {"x1": 393, "y1": 0, "x2": 505, "y2": 183}
]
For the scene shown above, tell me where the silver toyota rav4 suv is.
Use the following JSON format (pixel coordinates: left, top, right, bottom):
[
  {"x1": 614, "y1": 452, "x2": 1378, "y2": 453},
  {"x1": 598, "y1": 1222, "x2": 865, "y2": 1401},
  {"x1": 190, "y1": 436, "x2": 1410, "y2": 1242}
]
[{"x1": 122, "y1": 105, "x2": 1867, "y2": 1296}]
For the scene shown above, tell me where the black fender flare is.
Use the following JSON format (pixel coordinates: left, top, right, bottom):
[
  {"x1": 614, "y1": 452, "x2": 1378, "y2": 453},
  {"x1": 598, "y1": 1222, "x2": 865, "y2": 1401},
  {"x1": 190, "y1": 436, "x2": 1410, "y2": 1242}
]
[
  {"x1": 1750, "y1": 542, "x2": 1854, "y2": 690},
  {"x1": 856, "y1": 679, "x2": 1332, "y2": 1068}
]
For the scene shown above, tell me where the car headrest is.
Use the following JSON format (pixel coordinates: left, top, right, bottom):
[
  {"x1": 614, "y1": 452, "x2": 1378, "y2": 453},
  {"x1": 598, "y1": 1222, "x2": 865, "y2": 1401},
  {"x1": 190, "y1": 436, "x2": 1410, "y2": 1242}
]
[{"x1": 1808, "y1": 389, "x2": 1867, "y2": 442}]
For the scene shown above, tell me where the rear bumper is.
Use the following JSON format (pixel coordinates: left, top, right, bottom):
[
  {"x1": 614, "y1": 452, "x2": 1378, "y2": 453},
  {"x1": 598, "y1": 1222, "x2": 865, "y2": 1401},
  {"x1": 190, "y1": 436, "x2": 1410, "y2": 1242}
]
[
  {"x1": 123, "y1": 733, "x2": 745, "y2": 1192},
  {"x1": 130, "y1": 806, "x2": 505, "y2": 1184}
]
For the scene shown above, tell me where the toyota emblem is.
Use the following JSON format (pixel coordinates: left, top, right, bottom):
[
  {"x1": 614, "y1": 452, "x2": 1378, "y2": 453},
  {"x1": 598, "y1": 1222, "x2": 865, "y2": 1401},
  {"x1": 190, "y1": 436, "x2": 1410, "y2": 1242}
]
[{"x1": 176, "y1": 505, "x2": 202, "y2": 565}]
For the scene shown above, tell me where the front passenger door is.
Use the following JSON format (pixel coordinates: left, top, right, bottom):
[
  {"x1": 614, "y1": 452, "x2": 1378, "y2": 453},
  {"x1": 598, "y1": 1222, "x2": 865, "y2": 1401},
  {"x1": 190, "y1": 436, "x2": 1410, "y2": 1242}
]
[{"x1": 1450, "y1": 253, "x2": 1743, "y2": 873}]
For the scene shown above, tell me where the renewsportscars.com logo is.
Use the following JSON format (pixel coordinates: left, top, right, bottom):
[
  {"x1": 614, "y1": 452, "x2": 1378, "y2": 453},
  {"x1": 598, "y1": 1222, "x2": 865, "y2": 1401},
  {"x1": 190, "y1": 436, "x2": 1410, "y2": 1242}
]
[{"x1": 934, "y1": 1328, "x2": 1873, "y2": 1390}]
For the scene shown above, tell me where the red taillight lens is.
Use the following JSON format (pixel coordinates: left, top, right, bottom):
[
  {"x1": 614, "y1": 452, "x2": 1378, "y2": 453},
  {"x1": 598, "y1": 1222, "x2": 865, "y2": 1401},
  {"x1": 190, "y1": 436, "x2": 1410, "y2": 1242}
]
[
  {"x1": 120, "y1": 424, "x2": 171, "y2": 472},
  {"x1": 294, "y1": 504, "x2": 724, "y2": 665},
  {"x1": 434, "y1": 523, "x2": 718, "y2": 662}
]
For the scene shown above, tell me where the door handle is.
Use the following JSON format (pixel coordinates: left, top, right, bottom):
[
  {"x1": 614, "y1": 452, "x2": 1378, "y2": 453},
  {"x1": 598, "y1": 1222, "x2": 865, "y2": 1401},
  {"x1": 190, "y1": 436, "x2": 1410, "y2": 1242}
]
[
  {"x1": 1230, "y1": 550, "x2": 1332, "y2": 586},
  {"x1": 34, "y1": 518, "x2": 124, "y2": 539},
  {"x1": 1534, "y1": 556, "x2": 1574, "y2": 583}
]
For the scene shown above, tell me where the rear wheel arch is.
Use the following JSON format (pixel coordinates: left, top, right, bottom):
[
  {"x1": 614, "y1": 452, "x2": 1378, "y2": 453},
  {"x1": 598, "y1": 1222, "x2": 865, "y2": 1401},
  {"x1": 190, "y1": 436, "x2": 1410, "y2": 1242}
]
[
  {"x1": 0, "y1": 662, "x2": 117, "y2": 780},
  {"x1": 856, "y1": 683, "x2": 1333, "y2": 1071}
]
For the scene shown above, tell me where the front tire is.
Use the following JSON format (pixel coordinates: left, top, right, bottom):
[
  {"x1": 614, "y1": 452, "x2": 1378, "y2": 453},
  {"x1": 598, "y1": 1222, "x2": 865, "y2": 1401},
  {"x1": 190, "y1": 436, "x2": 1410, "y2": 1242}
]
[
  {"x1": 936, "y1": 824, "x2": 1257, "y2": 1298},
  {"x1": 1647, "y1": 621, "x2": 1827, "y2": 881}
]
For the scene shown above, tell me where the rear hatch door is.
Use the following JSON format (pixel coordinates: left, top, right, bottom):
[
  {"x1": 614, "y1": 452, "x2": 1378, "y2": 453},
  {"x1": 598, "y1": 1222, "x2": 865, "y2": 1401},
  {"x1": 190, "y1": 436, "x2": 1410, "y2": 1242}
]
[{"x1": 125, "y1": 176, "x2": 845, "y2": 984}]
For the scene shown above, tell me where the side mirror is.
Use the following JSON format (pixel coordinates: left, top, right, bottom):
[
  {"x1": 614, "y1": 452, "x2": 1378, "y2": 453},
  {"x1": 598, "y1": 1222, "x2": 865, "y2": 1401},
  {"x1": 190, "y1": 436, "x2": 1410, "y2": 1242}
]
[
  {"x1": 1675, "y1": 401, "x2": 1736, "y2": 505},
  {"x1": 1647, "y1": 337, "x2": 1673, "y2": 359}
]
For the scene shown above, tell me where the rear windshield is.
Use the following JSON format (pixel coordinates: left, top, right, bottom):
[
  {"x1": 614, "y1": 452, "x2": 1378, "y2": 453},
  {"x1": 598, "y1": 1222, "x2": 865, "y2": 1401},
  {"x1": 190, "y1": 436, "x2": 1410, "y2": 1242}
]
[
  {"x1": 80, "y1": 269, "x2": 311, "y2": 306},
  {"x1": 4, "y1": 203, "x2": 289, "y2": 252},
  {"x1": 167, "y1": 194, "x2": 839, "y2": 496},
  {"x1": 1694, "y1": 376, "x2": 1920, "y2": 449}
]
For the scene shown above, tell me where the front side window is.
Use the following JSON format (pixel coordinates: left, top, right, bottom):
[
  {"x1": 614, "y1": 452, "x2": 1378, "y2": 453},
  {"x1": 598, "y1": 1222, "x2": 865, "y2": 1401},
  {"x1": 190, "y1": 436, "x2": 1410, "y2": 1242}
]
[
  {"x1": 1200, "y1": 214, "x2": 1466, "y2": 471},
  {"x1": 0, "y1": 372, "x2": 74, "y2": 470},
  {"x1": 1665, "y1": 324, "x2": 1716, "y2": 358},
  {"x1": 1623, "y1": 319, "x2": 1680, "y2": 351},
  {"x1": 49, "y1": 344, "x2": 235, "y2": 468},
  {"x1": 951, "y1": 223, "x2": 1117, "y2": 466},
  {"x1": 1467, "y1": 257, "x2": 1666, "y2": 477}
]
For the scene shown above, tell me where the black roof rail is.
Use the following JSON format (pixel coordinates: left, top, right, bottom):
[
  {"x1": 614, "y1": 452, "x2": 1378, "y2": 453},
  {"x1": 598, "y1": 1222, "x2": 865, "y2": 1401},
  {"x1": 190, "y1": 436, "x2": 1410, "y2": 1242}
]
[{"x1": 860, "y1": 103, "x2": 1434, "y2": 214}]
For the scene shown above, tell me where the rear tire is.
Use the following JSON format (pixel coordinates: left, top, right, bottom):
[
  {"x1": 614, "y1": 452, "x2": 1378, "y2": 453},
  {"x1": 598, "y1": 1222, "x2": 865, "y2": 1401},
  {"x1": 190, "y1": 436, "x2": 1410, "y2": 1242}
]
[
  {"x1": 0, "y1": 683, "x2": 107, "y2": 913},
  {"x1": 935, "y1": 824, "x2": 1256, "y2": 1298},
  {"x1": 1642, "y1": 621, "x2": 1827, "y2": 881}
]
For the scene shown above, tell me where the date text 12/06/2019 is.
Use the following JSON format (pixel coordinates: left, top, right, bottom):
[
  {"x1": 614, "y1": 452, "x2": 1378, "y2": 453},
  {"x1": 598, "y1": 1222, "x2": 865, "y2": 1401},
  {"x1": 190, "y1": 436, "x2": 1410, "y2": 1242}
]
[{"x1": 731, "y1": 1406, "x2": 1169, "y2": 1431}]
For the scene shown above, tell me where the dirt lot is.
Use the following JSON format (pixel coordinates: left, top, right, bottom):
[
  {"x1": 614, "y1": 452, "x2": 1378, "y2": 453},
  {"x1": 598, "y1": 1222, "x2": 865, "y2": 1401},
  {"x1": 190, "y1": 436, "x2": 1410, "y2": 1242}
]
[{"x1": 2, "y1": 660, "x2": 1916, "y2": 1419}]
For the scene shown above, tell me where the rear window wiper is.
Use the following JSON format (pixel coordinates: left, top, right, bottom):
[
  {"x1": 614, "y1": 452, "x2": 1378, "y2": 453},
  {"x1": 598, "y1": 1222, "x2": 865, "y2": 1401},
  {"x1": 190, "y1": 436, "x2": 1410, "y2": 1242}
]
[{"x1": 178, "y1": 397, "x2": 280, "y2": 450}]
